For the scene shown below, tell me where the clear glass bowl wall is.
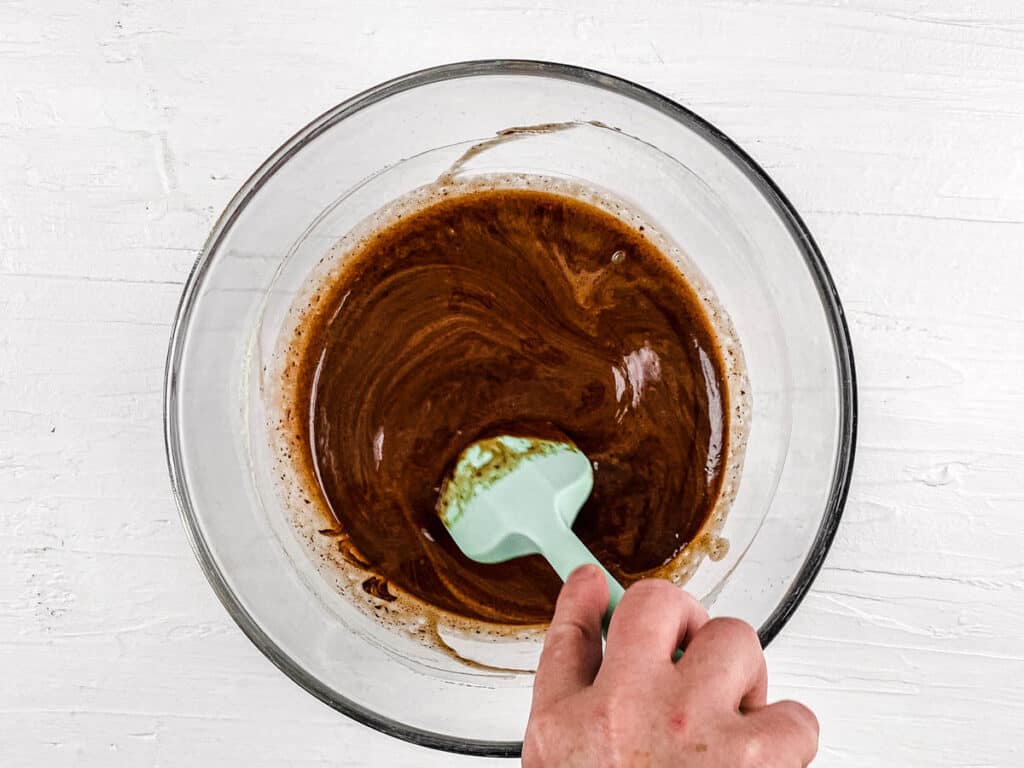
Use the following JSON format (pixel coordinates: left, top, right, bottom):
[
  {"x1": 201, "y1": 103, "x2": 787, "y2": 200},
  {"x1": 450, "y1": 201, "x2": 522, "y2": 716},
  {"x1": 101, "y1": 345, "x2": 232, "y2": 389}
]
[{"x1": 165, "y1": 62, "x2": 855, "y2": 755}]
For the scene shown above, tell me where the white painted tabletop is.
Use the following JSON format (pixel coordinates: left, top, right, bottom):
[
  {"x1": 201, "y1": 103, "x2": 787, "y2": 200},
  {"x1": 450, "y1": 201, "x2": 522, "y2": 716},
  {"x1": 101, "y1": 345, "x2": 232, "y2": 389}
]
[{"x1": 3, "y1": 1, "x2": 1023, "y2": 765}]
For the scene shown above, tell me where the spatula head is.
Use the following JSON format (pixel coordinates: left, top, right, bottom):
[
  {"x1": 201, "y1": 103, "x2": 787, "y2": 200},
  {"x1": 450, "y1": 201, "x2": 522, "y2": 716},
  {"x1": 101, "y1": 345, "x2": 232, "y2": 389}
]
[{"x1": 437, "y1": 435, "x2": 593, "y2": 564}]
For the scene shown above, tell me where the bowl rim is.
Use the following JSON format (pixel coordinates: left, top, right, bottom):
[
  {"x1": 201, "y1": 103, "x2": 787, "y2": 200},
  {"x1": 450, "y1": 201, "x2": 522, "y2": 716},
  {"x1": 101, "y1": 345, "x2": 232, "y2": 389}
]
[{"x1": 164, "y1": 59, "x2": 857, "y2": 758}]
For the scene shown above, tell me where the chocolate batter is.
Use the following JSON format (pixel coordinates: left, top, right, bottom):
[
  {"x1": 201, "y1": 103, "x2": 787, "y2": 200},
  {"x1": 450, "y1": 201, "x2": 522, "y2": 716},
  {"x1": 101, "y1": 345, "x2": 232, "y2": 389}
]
[{"x1": 290, "y1": 187, "x2": 728, "y2": 625}]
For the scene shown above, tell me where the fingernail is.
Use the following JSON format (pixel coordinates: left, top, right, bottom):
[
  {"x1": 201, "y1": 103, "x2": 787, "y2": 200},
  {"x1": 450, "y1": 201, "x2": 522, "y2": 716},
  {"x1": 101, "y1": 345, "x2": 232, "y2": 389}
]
[{"x1": 568, "y1": 564, "x2": 599, "y2": 583}]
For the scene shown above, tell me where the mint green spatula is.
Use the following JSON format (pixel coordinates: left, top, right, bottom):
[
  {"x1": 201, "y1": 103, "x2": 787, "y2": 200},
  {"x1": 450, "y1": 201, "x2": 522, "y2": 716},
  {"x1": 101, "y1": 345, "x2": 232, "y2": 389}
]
[{"x1": 437, "y1": 434, "x2": 625, "y2": 631}]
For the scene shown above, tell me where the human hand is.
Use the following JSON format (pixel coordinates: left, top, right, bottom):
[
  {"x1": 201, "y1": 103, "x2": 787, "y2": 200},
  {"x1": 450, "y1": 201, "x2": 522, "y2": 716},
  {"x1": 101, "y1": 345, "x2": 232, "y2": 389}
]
[{"x1": 523, "y1": 565, "x2": 819, "y2": 767}]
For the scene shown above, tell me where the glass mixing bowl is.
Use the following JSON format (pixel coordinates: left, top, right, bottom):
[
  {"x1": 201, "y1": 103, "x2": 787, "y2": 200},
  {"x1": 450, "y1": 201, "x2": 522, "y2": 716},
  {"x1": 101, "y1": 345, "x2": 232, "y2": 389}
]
[{"x1": 164, "y1": 61, "x2": 856, "y2": 756}]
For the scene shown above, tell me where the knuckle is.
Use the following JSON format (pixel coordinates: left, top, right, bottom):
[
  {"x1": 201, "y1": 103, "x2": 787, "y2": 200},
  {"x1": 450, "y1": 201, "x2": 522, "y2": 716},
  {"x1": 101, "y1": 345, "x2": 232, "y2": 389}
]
[
  {"x1": 522, "y1": 713, "x2": 558, "y2": 767},
  {"x1": 591, "y1": 695, "x2": 633, "y2": 761},
  {"x1": 739, "y1": 732, "x2": 769, "y2": 766},
  {"x1": 709, "y1": 616, "x2": 760, "y2": 646},
  {"x1": 547, "y1": 617, "x2": 596, "y2": 647},
  {"x1": 591, "y1": 696, "x2": 619, "y2": 728},
  {"x1": 777, "y1": 700, "x2": 820, "y2": 736}
]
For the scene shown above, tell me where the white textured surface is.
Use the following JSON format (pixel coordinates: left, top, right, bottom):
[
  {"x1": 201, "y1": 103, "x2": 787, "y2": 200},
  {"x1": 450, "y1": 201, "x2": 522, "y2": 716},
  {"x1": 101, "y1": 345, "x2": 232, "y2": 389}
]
[{"x1": 2, "y1": 1, "x2": 1023, "y2": 765}]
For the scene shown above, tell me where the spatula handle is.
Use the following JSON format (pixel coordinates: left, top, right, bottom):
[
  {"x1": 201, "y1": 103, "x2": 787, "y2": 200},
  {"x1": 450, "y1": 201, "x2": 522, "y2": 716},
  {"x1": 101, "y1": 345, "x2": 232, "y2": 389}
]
[
  {"x1": 540, "y1": 529, "x2": 625, "y2": 634},
  {"x1": 542, "y1": 529, "x2": 682, "y2": 661}
]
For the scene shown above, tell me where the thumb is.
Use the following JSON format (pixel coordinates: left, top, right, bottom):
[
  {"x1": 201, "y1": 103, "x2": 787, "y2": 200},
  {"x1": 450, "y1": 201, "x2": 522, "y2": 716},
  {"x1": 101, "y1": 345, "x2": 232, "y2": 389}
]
[{"x1": 532, "y1": 565, "x2": 608, "y2": 709}]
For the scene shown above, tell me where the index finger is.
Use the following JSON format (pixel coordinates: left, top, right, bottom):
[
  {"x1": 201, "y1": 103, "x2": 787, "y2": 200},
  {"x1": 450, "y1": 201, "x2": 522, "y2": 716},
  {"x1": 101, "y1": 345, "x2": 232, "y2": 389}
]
[
  {"x1": 599, "y1": 579, "x2": 709, "y2": 684},
  {"x1": 532, "y1": 565, "x2": 608, "y2": 709}
]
